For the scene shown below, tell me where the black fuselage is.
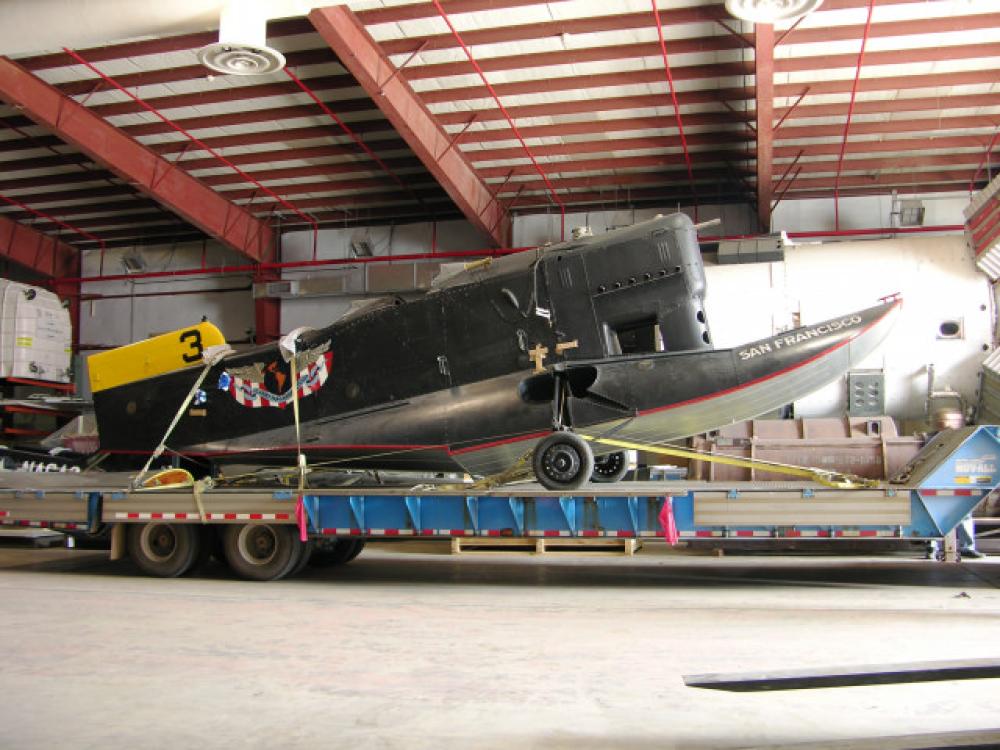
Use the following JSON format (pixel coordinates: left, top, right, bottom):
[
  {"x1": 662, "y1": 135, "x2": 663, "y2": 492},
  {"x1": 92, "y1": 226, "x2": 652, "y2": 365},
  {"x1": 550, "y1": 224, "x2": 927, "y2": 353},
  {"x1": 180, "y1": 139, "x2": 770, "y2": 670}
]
[{"x1": 94, "y1": 213, "x2": 711, "y2": 459}]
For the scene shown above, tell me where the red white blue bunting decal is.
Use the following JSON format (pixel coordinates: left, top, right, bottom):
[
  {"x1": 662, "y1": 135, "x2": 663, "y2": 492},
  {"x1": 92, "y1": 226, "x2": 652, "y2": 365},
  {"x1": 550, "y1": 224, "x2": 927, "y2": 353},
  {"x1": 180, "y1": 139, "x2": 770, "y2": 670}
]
[{"x1": 218, "y1": 343, "x2": 332, "y2": 409}]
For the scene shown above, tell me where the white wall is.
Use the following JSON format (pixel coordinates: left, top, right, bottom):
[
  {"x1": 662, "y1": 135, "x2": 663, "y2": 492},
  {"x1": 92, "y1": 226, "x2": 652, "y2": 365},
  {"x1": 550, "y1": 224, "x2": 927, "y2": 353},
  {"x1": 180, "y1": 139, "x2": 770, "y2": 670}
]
[
  {"x1": 704, "y1": 235, "x2": 992, "y2": 421},
  {"x1": 772, "y1": 192, "x2": 968, "y2": 233},
  {"x1": 76, "y1": 241, "x2": 257, "y2": 397},
  {"x1": 78, "y1": 241, "x2": 256, "y2": 348},
  {"x1": 279, "y1": 219, "x2": 490, "y2": 332},
  {"x1": 513, "y1": 203, "x2": 756, "y2": 247}
]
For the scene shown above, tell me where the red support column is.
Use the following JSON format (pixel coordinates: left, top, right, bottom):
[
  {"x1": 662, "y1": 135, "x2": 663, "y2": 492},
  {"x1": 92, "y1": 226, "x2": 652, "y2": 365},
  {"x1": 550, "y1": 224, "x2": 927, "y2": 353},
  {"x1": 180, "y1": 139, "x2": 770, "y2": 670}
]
[
  {"x1": 0, "y1": 56, "x2": 276, "y2": 263},
  {"x1": 755, "y1": 23, "x2": 775, "y2": 233},
  {"x1": 253, "y1": 269, "x2": 281, "y2": 345}
]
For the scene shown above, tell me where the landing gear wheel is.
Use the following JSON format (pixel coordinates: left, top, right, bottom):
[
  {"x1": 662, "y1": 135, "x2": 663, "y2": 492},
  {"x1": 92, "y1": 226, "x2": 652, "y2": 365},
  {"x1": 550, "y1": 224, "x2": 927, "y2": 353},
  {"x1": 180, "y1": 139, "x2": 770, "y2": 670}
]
[
  {"x1": 591, "y1": 451, "x2": 630, "y2": 483},
  {"x1": 311, "y1": 539, "x2": 366, "y2": 566},
  {"x1": 533, "y1": 431, "x2": 594, "y2": 491},
  {"x1": 127, "y1": 522, "x2": 201, "y2": 577},
  {"x1": 222, "y1": 524, "x2": 302, "y2": 581}
]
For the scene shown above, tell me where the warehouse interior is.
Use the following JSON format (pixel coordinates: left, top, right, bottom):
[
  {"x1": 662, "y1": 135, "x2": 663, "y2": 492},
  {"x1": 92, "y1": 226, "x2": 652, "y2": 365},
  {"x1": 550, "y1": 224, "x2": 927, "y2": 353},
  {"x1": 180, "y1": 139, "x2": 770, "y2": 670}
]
[{"x1": 1, "y1": 0, "x2": 1000, "y2": 748}]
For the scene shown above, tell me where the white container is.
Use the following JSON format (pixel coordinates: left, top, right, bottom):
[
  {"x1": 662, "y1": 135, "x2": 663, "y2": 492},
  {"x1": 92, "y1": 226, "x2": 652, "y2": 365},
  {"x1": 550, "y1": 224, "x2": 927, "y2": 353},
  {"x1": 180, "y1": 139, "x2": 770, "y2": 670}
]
[{"x1": 0, "y1": 280, "x2": 72, "y2": 383}]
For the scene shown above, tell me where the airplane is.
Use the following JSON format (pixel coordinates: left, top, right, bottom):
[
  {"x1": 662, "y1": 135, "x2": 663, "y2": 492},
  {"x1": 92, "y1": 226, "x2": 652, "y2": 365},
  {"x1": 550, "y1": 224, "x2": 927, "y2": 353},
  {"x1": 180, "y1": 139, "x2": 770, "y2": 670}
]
[{"x1": 88, "y1": 213, "x2": 901, "y2": 490}]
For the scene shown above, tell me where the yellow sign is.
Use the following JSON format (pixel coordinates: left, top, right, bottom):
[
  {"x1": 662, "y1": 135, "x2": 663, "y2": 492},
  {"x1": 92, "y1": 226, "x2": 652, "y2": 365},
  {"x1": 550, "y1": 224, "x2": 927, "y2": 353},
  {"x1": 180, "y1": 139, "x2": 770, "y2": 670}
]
[{"x1": 88, "y1": 322, "x2": 226, "y2": 393}]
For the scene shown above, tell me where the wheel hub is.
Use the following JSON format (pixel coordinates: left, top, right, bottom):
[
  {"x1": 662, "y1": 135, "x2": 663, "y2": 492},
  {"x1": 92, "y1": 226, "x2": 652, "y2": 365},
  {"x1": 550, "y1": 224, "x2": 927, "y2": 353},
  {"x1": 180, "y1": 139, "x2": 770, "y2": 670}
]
[
  {"x1": 239, "y1": 525, "x2": 278, "y2": 566},
  {"x1": 543, "y1": 444, "x2": 582, "y2": 482},
  {"x1": 594, "y1": 452, "x2": 624, "y2": 476},
  {"x1": 141, "y1": 523, "x2": 177, "y2": 562}
]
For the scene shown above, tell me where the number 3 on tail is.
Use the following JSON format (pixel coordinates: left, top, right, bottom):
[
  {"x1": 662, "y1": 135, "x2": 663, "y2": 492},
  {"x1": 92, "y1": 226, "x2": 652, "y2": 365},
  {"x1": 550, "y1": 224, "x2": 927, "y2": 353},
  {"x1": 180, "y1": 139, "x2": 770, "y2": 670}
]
[{"x1": 180, "y1": 329, "x2": 204, "y2": 363}]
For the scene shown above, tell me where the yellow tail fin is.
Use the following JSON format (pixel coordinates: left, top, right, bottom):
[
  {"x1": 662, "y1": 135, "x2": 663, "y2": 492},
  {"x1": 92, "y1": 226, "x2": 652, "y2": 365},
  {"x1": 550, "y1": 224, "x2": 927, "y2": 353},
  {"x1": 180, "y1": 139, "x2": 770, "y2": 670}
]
[{"x1": 88, "y1": 322, "x2": 226, "y2": 393}]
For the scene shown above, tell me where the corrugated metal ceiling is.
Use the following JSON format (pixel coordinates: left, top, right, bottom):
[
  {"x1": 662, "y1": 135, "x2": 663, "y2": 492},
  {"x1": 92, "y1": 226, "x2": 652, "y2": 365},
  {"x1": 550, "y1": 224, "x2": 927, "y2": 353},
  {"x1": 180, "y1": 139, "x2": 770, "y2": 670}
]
[{"x1": 0, "y1": 0, "x2": 997, "y2": 254}]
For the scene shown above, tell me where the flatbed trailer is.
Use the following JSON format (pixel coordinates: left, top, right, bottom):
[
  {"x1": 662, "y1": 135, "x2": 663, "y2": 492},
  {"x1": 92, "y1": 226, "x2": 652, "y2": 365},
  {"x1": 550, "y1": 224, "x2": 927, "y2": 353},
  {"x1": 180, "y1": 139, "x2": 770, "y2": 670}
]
[{"x1": 0, "y1": 426, "x2": 997, "y2": 580}]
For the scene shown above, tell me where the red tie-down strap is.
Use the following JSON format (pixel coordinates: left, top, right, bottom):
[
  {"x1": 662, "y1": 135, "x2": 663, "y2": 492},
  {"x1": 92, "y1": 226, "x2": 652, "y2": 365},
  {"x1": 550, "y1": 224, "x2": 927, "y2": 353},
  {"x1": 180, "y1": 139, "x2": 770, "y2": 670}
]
[
  {"x1": 295, "y1": 494, "x2": 308, "y2": 542},
  {"x1": 658, "y1": 496, "x2": 679, "y2": 546}
]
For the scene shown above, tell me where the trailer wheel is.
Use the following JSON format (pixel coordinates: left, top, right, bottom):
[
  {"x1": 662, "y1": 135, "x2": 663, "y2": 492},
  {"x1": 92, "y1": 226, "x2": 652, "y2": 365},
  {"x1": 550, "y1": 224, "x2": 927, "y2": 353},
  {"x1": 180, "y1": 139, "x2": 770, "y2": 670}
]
[
  {"x1": 343, "y1": 540, "x2": 366, "y2": 563},
  {"x1": 591, "y1": 451, "x2": 629, "y2": 483},
  {"x1": 310, "y1": 539, "x2": 365, "y2": 566},
  {"x1": 288, "y1": 540, "x2": 315, "y2": 576},
  {"x1": 127, "y1": 522, "x2": 200, "y2": 578},
  {"x1": 533, "y1": 431, "x2": 594, "y2": 490},
  {"x1": 222, "y1": 524, "x2": 302, "y2": 581}
]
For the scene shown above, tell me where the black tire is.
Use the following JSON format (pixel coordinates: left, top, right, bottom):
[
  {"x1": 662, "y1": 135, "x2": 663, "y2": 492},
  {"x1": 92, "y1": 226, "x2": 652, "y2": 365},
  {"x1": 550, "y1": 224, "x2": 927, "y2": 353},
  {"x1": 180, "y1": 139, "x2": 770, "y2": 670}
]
[
  {"x1": 127, "y1": 522, "x2": 201, "y2": 578},
  {"x1": 310, "y1": 538, "x2": 365, "y2": 567},
  {"x1": 289, "y1": 539, "x2": 315, "y2": 576},
  {"x1": 222, "y1": 524, "x2": 303, "y2": 581},
  {"x1": 343, "y1": 539, "x2": 366, "y2": 563},
  {"x1": 532, "y1": 431, "x2": 594, "y2": 491},
  {"x1": 591, "y1": 451, "x2": 630, "y2": 483}
]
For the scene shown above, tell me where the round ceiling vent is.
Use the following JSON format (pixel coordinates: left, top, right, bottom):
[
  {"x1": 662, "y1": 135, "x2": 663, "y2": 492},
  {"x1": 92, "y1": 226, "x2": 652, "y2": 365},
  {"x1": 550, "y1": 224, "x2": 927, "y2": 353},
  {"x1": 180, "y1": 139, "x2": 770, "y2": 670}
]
[
  {"x1": 724, "y1": 0, "x2": 824, "y2": 23},
  {"x1": 197, "y1": 42, "x2": 286, "y2": 76}
]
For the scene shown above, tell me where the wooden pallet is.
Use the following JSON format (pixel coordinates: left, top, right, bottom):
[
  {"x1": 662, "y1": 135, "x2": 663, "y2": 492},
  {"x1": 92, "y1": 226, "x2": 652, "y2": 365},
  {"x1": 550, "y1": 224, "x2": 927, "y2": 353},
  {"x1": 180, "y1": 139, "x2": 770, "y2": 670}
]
[{"x1": 450, "y1": 536, "x2": 640, "y2": 556}]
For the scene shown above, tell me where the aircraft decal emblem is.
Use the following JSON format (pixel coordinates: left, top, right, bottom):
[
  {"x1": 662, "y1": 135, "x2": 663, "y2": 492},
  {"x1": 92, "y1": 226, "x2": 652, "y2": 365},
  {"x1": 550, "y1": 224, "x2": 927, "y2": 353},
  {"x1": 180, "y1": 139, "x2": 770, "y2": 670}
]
[{"x1": 218, "y1": 342, "x2": 333, "y2": 409}]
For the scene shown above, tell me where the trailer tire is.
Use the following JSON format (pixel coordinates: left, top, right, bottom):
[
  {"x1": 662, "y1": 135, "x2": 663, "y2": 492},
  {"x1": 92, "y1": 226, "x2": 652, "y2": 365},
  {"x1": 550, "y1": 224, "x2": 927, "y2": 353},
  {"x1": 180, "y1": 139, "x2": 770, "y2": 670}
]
[
  {"x1": 289, "y1": 540, "x2": 315, "y2": 576},
  {"x1": 591, "y1": 451, "x2": 629, "y2": 483},
  {"x1": 127, "y1": 522, "x2": 200, "y2": 578},
  {"x1": 222, "y1": 524, "x2": 302, "y2": 581},
  {"x1": 533, "y1": 431, "x2": 594, "y2": 490},
  {"x1": 343, "y1": 539, "x2": 366, "y2": 563},
  {"x1": 311, "y1": 539, "x2": 365, "y2": 566}
]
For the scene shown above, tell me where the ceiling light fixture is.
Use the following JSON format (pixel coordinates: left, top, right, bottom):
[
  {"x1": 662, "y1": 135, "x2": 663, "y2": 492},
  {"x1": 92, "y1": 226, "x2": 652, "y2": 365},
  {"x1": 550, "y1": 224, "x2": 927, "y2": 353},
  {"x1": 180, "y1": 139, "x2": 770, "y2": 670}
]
[
  {"x1": 198, "y1": 0, "x2": 286, "y2": 76},
  {"x1": 724, "y1": 0, "x2": 824, "y2": 24}
]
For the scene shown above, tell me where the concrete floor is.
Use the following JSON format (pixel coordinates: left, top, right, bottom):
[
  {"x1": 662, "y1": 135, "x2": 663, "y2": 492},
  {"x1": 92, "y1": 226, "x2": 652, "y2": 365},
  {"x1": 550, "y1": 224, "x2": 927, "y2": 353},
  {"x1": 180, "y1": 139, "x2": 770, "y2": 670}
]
[{"x1": 0, "y1": 543, "x2": 999, "y2": 750}]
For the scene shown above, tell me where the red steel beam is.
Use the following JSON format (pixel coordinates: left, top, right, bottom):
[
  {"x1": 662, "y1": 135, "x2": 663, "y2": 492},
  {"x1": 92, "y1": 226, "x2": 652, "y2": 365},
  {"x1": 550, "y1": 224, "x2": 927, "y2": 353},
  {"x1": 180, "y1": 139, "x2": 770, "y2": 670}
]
[
  {"x1": 415, "y1": 65, "x2": 996, "y2": 109},
  {"x1": 7, "y1": 148, "x2": 987, "y2": 220},
  {"x1": 17, "y1": 1, "x2": 550, "y2": 72},
  {"x1": 10, "y1": 0, "x2": 923, "y2": 75},
  {"x1": 34, "y1": 13, "x2": 997, "y2": 111},
  {"x1": 0, "y1": 56, "x2": 275, "y2": 263},
  {"x1": 969, "y1": 128, "x2": 1000, "y2": 192},
  {"x1": 777, "y1": 41, "x2": 1000, "y2": 75},
  {"x1": 404, "y1": 34, "x2": 748, "y2": 81},
  {"x1": 2, "y1": 63, "x2": 987, "y2": 158},
  {"x1": 0, "y1": 212, "x2": 77, "y2": 278},
  {"x1": 8, "y1": 107, "x2": 999, "y2": 204},
  {"x1": 309, "y1": 5, "x2": 509, "y2": 247},
  {"x1": 473, "y1": 111, "x2": 996, "y2": 151},
  {"x1": 380, "y1": 5, "x2": 730, "y2": 55},
  {"x1": 755, "y1": 23, "x2": 775, "y2": 233},
  {"x1": 5, "y1": 108, "x2": 996, "y2": 195},
  {"x1": 38, "y1": 31, "x2": 999, "y2": 131}
]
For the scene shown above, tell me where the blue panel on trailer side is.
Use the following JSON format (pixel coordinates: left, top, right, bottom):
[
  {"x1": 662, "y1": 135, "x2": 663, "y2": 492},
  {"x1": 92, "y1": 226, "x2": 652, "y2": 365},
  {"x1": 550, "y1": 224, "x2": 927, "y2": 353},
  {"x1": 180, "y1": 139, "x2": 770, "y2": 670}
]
[
  {"x1": 913, "y1": 492, "x2": 985, "y2": 537},
  {"x1": 918, "y1": 426, "x2": 1000, "y2": 490},
  {"x1": 907, "y1": 493, "x2": 942, "y2": 537},
  {"x1": 364, "y1": 496, "x2": 413, "y2": 530},
  {"x1": 525, "y1": 497, "x2": 580, "y2": 532},
  {"x1": 906, "y1": 426, "x2": 1000, "y2": 537},
  {"x1": 594, "y1": 498, "x2": 633, "y2": 534},
  {"x1": 477, "y1": 497, "x2": 522, "y2": 534},
  {"x1": 417, "y1": 495, "x2": 469, "y2": 531},
  {"x1": 313, "y1": 495, "x2": 360, "y2": 531},
  {"x1": 669, "y1": 493, "x2": 695, "y2": 531}
]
